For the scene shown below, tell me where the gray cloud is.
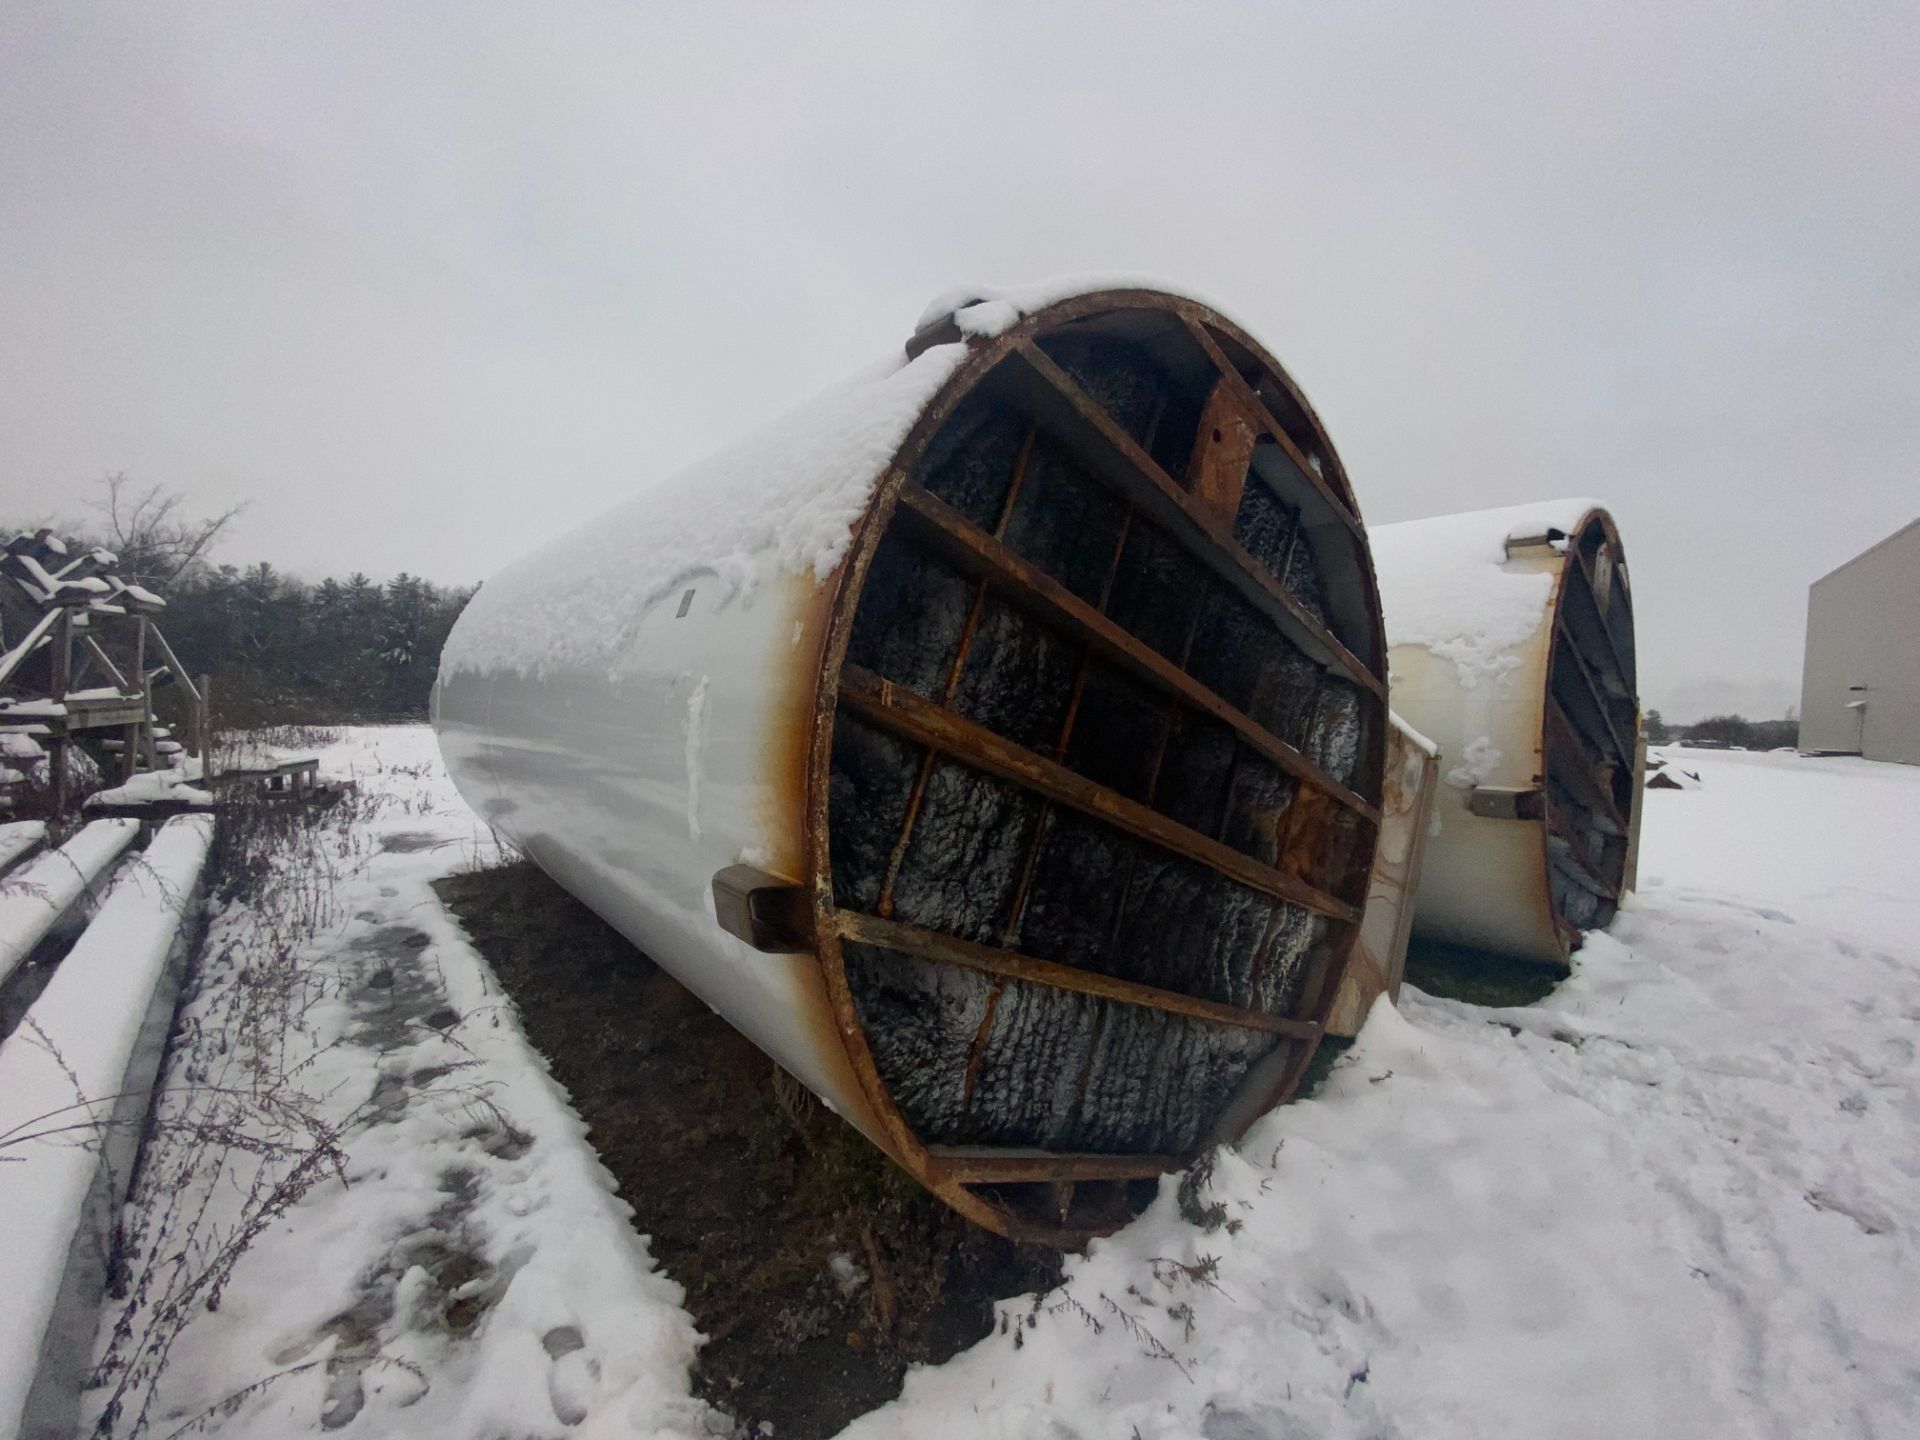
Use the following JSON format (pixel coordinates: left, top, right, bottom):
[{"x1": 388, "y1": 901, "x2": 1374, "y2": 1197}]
[{"x1": 5, "y1": 2, "x2": 1916, "y2": 719}]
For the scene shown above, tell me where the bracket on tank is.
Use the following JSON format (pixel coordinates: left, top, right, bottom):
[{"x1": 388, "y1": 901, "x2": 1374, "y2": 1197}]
[
  {"x1": 711, "y1": 866, "x2": 814, "y2": 953},
  {"x1": 1466, "y1": 785, "x2": 1545, "y2": 821}
]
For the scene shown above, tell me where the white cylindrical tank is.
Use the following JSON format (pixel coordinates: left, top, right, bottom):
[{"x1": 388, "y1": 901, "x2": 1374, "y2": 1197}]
[
  {"x1": 437, "y1": 281, "x2": 1393, "y2": 1240},
  {"x1": 1368, "y1": 501, "x2": 1641, "y2": 970}
]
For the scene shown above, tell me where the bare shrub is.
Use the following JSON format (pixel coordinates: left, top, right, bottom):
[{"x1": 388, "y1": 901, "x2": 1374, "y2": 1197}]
[{"x1": 83, "y1": 761, "x2": 478, "y2": 1437}]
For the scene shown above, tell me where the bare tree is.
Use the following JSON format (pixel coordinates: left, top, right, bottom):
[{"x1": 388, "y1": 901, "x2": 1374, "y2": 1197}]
[{"x1": 90, "y1": 473, "x2": 244, "y2": 587}]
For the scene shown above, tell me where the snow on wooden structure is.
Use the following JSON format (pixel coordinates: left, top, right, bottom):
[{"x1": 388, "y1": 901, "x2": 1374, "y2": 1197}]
[
  {"x1": 0, "y1": 821, "x2": 48, "y2": 877},
  {"x1": 0, "y1": 530, "x2": 212, "y2": 816},
  {"x1": 0, "y1": 815, "x2": 213, "y2": 1440},
  {"x1": 1369, "y1": 501, "x2": 1643, "y2": 971},
  {"x1": 437, "y1": 281, "x2": 1391, "y2": 1242}
]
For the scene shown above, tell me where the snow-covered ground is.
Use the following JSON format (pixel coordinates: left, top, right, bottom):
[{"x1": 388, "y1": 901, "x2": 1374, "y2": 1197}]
[
  {"x1": 856, "y1": 747, "x2": 1920, "y2": 1439},
  {"x1": 87, "y1": 737, "x2": 1918, "y2": 1439},
  {"x1": 84, "y1": 729, "x2": 715, "y2": 1440}
]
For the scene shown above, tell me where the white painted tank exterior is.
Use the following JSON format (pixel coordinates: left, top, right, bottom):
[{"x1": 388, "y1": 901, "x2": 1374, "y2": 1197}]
[
  {"x1": 1368, "y1": 500, "x2": 1637, "y2": 967},
  {"x1": 434, "y1": 344, "x2": 972, "y2": 1146},
  {"x1": 434, "y1": 279, "x2": 1392, "y2": 1241}
]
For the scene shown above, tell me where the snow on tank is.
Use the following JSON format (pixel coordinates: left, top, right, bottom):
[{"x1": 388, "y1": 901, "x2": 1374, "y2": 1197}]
[
  {"x1": 436, "y1": 280, "x2": 1392, "y2": 1242},
  {"x1": 1369, "y1": 500, "x2": 1642, "y2": 970}
]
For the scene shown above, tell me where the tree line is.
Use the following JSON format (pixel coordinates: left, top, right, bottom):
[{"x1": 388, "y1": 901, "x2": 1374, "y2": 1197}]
[
  {"x1": 1642, "y1": 710, "x2": 1800, "y2": 750},
  {"x1": 161, "y1": 563, "x2": 474, "y2": 724}
]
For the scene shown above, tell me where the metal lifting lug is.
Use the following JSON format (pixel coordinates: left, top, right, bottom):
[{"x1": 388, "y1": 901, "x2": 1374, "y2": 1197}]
[
  {"x1": 711, "y1": 866, "x2": 814, "y2": 953},
  {"x1": 1468, "y1": 785, "x2": 1546, "y2": 822}
]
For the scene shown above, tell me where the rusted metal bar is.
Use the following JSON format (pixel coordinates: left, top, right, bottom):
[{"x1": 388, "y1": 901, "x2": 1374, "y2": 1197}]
[
  {"x1": 1551, "y1": 622, "x2": 1628, "y2": 771},
  {"x1": 1546, "y1": 696, "x2": 1630, "y2": 835},
  {"x1": 1554, "y1": 616, "x2": 1631, "y2": 767},
  {"x1": 875, "y1": 428, "x2": 1042, "y2": 918},
  {"x1": 946, "y1": 428, "x2": 1054, "y2": 1106},
  {"x1": 926, "y1": 1146, "x2": 1180, "y2": 1184},
  {"x1": 997, "y1": 500, "x2": 1135, "y2": 940},
  {"x1": 836, "y1": 909, "x2": 1324, "y2": 1039},
  {"x1": 1142, "y1": 584, "x2": 1214, "y2": 811},
  {"x1": 957, "y1": 983, "x2": 1004, "y2": 1117},
  {"x1": 1179, "y1": 316, "x2": 1364, "y2": 539},
  {"x1": 1544, "y1": 807, "x2": 1620, "y2": 899},
  {"x1": 1001, "y1": 340, "x2": 1385, "y2": 697},
  {"x1": 1568, "y1": 544, "x2": 1634, "y2": 682},
  {"x1": 1562, "y1": 578, "x2": 1635, "y2": 717},
  {"x1": 994, "y1": 427, "x2": 1039, "y2": 539},
  {"x1": 895, "y1": 485, "x2": 1380, "y2": 823},
  {"x1": 839, "y1": 664, "x2": 1359, "y2": 922}
]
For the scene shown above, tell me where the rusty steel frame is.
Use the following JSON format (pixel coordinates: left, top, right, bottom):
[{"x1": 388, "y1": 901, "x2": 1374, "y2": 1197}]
[
  {"x1": 838, "y1": 665, "x2": 1359, "y2": 922},
  {"x1": 993, "y1": 342, "x2": 1386, "y2": 699},
  {"x1": 891, "y1": 487, "x2": 1380, "y2": 822},
  {"x1": 1535, "y1": 507, "x2": 1638, "y2": 965},
  {"x1": 834, "y1": 911, "x2": 1325, "y2": 1040},
  {"x1": 799, "y1": 290, "x2": 1390, "y2": 1243}
]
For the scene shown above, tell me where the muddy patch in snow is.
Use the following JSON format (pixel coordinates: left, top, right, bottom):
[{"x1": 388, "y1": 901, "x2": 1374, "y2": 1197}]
[
  {"x1": 347, "y1": 924, "x2": 459, "y2": 1054},
  {"x1": 376, "y1": 830, "x2": 455, "y2": 854},
  {"x1": 1402, "y1": 937, "x2": 1562, "y2": 1009},
  {"x1": 435, "y1": 860, "x2": 1062, "y2": 1440}
]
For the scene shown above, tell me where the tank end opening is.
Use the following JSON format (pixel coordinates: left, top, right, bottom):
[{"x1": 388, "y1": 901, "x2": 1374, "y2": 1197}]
[
  {"x1": 1541, "y1": 512, "x2": 1638, "y2": 954},
  {"x1": 820, "y1": 299, "x2": 1386, "y2": 1239}
]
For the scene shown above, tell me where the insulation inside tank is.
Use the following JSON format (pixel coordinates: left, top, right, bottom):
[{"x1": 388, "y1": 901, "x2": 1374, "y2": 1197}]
[
  {"x1": 1542, "y1": 515, "x2": 1638, "y2": 942},
  {"x1": 824, "y1": 310, "x2": 1386, "y2": 1204}
]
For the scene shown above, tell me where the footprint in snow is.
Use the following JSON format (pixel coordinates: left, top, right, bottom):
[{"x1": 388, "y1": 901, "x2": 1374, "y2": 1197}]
[{"x1": 544, "y1": 1325, "x2": 598, "y2": 1426}]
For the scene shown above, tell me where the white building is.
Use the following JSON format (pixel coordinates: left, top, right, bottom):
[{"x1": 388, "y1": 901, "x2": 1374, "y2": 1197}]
[{"x1": 1799, "y1": 519, "x2": 1920, "y2": 765}]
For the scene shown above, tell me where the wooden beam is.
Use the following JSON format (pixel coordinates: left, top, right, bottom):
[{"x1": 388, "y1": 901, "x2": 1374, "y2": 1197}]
[
  {"x1": 927, "y1": 1146, "x2": 1178, "y2": 1184},
  {"x1": 895, "y1": 485, "x2": 1379, "y2": 824},
  {"x1": 838, "y1": 664, "x2": 1360, "y2": 922},
  {"x1": 48, "y1": 611, "x2": 72, "y2": 817},
  {"x1": 835, "y1": 909, "x2": 1325, "y2": 1040},
  {"x1": 1179, "y1": 316, "x2": 1364, "y2": 540},
  {"x1": 79, "y1": 635, "x2": 131, "y2": 691},
  {"x1": 997, "y1": 341, "x2": 1385, "y2": 700},
  {"x1": 145, "y1": 626, "x2": 202, "y2": 708},
  {"x1": 0, "y1": 610, "x2": 60, "y2": 687}
]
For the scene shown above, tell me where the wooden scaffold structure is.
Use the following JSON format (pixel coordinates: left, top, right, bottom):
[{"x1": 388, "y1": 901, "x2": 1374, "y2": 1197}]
[{"x1": 0, "y1": 528, "x2": 212, "y2": 817}]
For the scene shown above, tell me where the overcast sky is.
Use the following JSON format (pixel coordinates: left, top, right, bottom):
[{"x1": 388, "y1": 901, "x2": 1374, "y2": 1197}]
[{"x1": 4, "y1": 3, "x2": 1916, "y2": 720}]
